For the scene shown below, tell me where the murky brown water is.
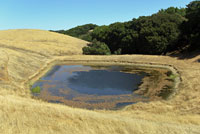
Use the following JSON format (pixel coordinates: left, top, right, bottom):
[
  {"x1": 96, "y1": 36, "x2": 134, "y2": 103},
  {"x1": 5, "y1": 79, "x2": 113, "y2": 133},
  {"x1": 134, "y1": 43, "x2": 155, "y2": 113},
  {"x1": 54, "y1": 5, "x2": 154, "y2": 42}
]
[{"x1": 31, "y1": 65, "x2": 148, "y2": 110}]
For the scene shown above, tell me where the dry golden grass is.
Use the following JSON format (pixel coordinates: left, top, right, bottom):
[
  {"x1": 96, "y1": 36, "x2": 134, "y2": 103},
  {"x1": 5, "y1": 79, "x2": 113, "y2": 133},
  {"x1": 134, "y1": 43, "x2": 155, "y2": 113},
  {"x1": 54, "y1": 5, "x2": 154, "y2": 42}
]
[
  {"x1": 0, "y1": 29, "x2": 88, "y2": 56},
  {"x1": 0, "y1": 29, "x2": 200, "y2": 134}
]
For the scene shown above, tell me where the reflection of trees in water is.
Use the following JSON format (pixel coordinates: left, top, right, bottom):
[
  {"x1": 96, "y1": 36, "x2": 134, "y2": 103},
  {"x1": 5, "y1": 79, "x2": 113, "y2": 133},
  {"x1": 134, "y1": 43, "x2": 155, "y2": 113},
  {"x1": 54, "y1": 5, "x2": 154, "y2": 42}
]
[{"x1": 67, "y1": 70, "x2": 145, "y2": 95}]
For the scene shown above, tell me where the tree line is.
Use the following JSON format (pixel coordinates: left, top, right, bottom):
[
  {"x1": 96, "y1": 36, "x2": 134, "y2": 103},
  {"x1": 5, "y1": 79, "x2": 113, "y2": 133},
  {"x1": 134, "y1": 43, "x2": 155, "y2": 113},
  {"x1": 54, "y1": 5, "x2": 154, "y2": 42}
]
[
  {"x1": 52, "y1": 1, "x2": 200, "y2": 55},
  {"x1": 51, "y1": 24, "x2": 97, "y2": 42}
]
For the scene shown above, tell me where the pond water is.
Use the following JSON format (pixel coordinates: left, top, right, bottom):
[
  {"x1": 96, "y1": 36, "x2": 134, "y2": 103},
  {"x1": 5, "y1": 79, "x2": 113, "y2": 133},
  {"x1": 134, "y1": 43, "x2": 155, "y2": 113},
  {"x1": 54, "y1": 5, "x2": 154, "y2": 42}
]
[{"x1": 31, "y1": 65, "x2": 148, "y2": 110}]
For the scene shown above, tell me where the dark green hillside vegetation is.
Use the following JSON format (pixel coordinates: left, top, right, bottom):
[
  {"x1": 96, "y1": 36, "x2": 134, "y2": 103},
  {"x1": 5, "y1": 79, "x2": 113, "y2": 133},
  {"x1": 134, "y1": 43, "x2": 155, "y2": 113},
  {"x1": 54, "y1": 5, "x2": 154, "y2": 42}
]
[
  {"x1": 86, "y1": 7, "x2": 186, "y2": 55},
  {"x1": 52, "y1": 1, "x2": 200, "y2": 55},
  {"x1": 158, "y1": 7, "x2": 186, "y2": 17},
  {"x1": 129, "y1": 12, "x2": 185, "y2": 54},
  {"x1": 91, "y1": 11, "x2": 185, "y2": 54},
  {"x1": 52, "y1": 24, "x2": 98, "y2": 41},
  {"x1": 179, "y1": 1, "x2": 200, "y2": 50}
]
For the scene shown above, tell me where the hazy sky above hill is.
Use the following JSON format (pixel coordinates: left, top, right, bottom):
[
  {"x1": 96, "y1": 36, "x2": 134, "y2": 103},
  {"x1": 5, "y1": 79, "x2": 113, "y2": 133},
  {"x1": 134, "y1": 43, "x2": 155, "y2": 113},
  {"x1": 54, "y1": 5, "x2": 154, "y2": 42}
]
[{"x1": 0, "y1": 0, "x2": 194, "y2": 30}]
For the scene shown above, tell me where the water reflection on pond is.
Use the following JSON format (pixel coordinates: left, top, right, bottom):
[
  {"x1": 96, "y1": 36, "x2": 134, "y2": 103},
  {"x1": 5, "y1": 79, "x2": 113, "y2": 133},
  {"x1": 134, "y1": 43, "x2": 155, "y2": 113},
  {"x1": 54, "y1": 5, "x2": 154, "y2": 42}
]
[{"x1": 32, "y1": 65, "x2": 148, "y2": 110}]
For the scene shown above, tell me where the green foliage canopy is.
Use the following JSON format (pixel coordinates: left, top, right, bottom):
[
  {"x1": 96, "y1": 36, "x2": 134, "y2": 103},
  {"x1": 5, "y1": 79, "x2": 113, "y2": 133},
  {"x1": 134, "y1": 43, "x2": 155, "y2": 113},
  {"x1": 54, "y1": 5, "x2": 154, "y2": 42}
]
[
  {"x1": 53, "y1": 24, "x2": 98, "y2": 41},
  {"x1": 53, "y1": 1, "x2": 199, "y2": 55},
  {"x1": 130, "y1": 12, "x2": 185, "y2": 54},
  {"x1": 82, "y1": 40, "x2": 111, "y2": 55},
  {"x1": 181, "y1": 1, "x2": 200, "y2": 50},
  {"x1": 91, "y1": 7, "x2": 185, "y2": 54}
]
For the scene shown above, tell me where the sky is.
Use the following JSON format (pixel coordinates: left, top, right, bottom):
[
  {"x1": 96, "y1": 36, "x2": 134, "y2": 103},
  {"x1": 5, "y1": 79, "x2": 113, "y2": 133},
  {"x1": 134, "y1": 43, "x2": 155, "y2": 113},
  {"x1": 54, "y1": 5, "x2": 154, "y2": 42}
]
[{"x1": 0, "y1": 0, "x2": 194, "y2": 30}]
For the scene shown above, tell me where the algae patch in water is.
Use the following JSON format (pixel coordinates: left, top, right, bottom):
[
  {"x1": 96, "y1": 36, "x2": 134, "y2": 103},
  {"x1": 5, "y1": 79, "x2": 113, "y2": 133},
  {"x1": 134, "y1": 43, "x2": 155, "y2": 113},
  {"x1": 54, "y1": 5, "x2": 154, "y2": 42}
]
[{"x1": 31, "y1": 86, "x2": 41, "y2": 93}]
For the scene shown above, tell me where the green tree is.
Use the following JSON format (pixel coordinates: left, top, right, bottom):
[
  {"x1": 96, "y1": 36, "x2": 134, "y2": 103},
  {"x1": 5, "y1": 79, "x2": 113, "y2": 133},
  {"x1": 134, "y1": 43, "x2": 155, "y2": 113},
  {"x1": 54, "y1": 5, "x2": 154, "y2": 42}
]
[
  {"x1": 52, "y1": 24, "x2": 98, "y2": 41},
  {"x1": 91, "y1": 25, "x2": 110, "y2": 43},
  {"x1": 181, "y1": 1, "x2": 200, "y2": 50},
  {"x1": 82, "y1": 40, "x2": 111, "y2": 55},
  {"x1": 52, "y1": 3, "x2": 195, "y2": 55},
  {"x1": 159, "y1": 7, "x2": 186, "y2": 17},
  {"x1": 128, "y1": 11, "x2": 185, "y2": 54},
  {"x1": 92, "y1": 23, "x2": 136, "y2": 54},
  {"x1": 90, "y1": 6, "x2": 186, "y2": 55},
  {"x1": 65, "y1": 24, "x2": 97, "y2": 37}
]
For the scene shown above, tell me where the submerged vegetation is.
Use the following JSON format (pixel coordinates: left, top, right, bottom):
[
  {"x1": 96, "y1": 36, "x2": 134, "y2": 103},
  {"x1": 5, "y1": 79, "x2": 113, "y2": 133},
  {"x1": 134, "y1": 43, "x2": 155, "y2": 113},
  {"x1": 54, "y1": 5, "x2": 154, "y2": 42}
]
[
  {"x1": 158, "y1": 71, "x2": 177, "y2": 99},
  {"x1": 158, "y1": 85, "x2": 174, "y2": 100},
  {"x1": 31, "y1": 86, "x2": 41, "y2": 93},
  {"x1": 169, "y1": 74, "x2": 177, "y2": 81},
  {"x1": 134, "y1": 67, "x2": 178, "y2": 100}
]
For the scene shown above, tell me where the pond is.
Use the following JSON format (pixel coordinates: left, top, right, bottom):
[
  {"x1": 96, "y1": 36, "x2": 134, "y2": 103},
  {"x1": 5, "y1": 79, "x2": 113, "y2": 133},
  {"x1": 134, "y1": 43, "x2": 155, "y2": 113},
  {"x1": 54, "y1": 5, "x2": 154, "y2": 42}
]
[{"x1": 31, "y1": 64, "x2": 149, "y2": 110}]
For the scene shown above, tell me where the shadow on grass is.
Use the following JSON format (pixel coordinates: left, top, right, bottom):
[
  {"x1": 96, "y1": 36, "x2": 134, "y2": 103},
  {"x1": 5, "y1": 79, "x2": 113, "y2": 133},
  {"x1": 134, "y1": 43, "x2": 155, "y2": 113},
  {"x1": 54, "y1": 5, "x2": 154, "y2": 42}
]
[{"x1": 169, "y1": 50, "x2": 200, "y2": 60}]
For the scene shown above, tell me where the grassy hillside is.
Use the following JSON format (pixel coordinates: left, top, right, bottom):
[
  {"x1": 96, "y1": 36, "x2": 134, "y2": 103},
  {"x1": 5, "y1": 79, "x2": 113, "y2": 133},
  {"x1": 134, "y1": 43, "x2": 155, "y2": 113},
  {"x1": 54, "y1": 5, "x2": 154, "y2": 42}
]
[
  {"x1": 0, "y1": 29, "x2": 200, "y2": 134},
  {"x1": 0, "y1": 29, "x2": 88, "y2": 56}
]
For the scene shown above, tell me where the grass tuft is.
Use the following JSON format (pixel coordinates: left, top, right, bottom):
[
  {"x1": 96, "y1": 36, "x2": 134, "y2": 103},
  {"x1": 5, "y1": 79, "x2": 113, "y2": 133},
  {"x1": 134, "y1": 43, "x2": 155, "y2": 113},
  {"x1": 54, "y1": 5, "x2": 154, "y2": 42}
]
[
  {"x1": 169, "y1": 74, "x2": 177, "y2": 80},
  {"x1": 31, "y1": 86, "x2": 41, "y2": 93}
]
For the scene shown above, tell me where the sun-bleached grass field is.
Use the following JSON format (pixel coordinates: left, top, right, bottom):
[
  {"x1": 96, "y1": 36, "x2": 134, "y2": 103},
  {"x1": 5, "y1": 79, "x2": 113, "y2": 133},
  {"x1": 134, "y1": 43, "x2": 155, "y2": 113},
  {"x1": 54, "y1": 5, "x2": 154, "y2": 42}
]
[{"x1": 0, "y1": 29, "x2": 200, "y2": 134}]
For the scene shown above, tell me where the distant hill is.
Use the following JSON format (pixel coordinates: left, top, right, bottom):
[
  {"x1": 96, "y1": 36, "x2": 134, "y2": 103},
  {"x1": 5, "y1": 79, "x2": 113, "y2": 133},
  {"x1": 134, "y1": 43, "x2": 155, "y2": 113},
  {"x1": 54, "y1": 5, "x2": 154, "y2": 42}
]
[{"x1": 51, "y1": 24, "x2": 98, "y2": 42}]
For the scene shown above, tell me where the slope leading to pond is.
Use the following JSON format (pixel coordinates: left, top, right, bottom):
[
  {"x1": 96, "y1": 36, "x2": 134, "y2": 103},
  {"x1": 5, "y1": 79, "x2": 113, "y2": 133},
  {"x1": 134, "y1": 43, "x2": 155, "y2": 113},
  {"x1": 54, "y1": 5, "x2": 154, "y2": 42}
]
[{"x1": 0, "y1": 29, "x2": 200, "y2": 134}]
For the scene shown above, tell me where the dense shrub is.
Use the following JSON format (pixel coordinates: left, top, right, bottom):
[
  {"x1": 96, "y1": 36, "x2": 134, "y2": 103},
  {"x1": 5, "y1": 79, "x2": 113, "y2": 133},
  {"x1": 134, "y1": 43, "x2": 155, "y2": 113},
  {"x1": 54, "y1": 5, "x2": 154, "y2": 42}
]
[
  {"x1": 82, "y1": 40, "x2": 111, "y2": 55},
  {"x1": 180, "y1": 1, "x2": 200, "y2": 50}
]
